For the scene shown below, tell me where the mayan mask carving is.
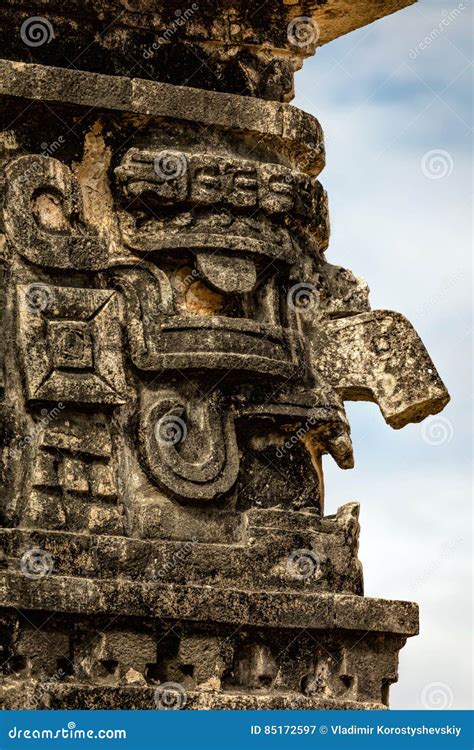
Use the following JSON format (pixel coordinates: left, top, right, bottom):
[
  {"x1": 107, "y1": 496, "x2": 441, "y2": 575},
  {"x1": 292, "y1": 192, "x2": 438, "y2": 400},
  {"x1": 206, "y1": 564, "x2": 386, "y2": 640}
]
[{"x1": 0, "y1": 0, "x2": 450, "y2": 711}]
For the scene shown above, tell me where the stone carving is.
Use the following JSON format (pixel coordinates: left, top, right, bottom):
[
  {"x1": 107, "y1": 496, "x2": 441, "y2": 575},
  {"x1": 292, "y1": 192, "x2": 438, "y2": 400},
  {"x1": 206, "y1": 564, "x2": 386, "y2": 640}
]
[
  {"x1": 0, "y1": 0, "x2": 449, "y2": 711},
  {"x1": 32, "y1": 416, "x2": 117, "y2": 498},
  {"x1": 116, "y1": 147, "x2": 329, "y2": 259},
  {"x1": 1, "y1": 612, "x2": 413, "y2": 709},
  {"x1": 139, "y1": 388, "x2": 240, "y2": 501},
  {"x1": 16, "y1": 285, "x2": 126, "y2": 404},
  {"x1": 116, "y1": 148, "x2": 327, "y2": 225},
  {"x1": 4, "y1": 157, "x2": 107, "y2": 270},
  {"x1": 0, "y1": 0, "x2": 415, "y2": 100},
  {"x1": 313, "y1": 311, "x2": 449, "y2": 427}
]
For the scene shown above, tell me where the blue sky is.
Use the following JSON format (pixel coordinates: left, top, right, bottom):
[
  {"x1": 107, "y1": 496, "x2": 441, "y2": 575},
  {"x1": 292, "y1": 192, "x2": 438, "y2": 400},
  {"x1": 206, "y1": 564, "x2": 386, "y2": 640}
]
[{"x1": 295, "y1": 0, "x2": 472, "y2": 709}]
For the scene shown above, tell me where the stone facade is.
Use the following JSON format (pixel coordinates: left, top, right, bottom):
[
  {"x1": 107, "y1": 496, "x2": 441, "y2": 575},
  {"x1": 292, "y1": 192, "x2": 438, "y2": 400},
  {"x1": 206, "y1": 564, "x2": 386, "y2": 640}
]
[{"x1": 0, "y1": 0, "x2": 448, "y2": 710}]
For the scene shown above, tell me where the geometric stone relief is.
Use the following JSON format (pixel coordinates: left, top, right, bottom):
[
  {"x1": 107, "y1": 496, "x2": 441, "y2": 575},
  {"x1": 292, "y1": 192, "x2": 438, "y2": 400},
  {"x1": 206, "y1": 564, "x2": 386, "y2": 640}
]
[
  {"x1": 115, "y1": 147, "x2": 330, "y2": 254},
  {"x1": 139, "y1": 388, "x2": 240, "y2": 501},
  {"x1": 32, "y1": 415, "x2": 117, "y2": 502},
  {"x1": 16, "y1": 285, "x2": 126, "y2": 405},
  {"x1": 0, "y1": 615, "x2": 411, "y2": 709},
  {"x1": 4, "y1": 156, "x2": 107, "y2": 270}
]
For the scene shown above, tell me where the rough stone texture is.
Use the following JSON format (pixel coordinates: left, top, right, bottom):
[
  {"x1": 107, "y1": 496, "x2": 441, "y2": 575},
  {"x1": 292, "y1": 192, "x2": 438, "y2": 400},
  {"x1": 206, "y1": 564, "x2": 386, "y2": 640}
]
[
  {"x1": 0, "y1": 0, "x2": 448, "y2": 711},
  {"x1": 0, "y1": 1, "x2": 416, "y2": 101}
]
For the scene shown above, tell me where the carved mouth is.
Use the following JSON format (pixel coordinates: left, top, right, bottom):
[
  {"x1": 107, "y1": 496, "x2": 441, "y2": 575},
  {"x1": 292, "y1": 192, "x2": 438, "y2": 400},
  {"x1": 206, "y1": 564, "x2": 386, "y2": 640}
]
[
  {"x1": 134, "y1": 316, "x2": 304, "y2": 379},
  {"x1": 119, "y1": 211, "x2": 298, "y2": 263}
]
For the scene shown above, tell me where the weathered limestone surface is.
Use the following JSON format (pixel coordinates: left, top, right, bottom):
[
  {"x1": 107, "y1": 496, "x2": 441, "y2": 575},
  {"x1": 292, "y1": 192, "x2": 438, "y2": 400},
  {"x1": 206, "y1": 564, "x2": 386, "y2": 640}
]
[
  {"x1": 0, "y1": 0, "x2": 448, "y2": 710},
  {"x1": 0, "y1": 1, "x2": 416, "y2": 100}
]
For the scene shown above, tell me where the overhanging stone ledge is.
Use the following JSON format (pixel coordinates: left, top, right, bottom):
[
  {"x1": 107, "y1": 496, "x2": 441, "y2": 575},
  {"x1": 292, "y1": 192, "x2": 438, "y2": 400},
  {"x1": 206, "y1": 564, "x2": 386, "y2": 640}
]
[
  {"x1": 0, "y1": 683, "x2": 389, "y2": 711},
  {"x1": 0, "y1": 58, "x2": 325, "y2": 174},
  {"x1": 0, "y1": 572, "x2": 419, "y2": 635}
]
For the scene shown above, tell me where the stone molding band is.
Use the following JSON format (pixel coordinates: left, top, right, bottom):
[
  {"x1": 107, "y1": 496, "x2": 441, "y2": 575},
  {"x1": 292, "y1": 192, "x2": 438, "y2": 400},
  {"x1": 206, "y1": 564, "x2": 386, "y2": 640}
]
[{"x1": 0, "y1": 59, "x2": 325, "y2": 174}]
